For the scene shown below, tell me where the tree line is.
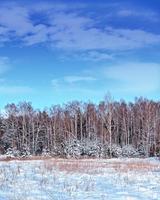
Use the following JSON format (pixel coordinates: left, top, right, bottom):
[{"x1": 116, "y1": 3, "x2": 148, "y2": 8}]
[{"x1": 0, "y1": 97, "x2": 160, "y2": 158}]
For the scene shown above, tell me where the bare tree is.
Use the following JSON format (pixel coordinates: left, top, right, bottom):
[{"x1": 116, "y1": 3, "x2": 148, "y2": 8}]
[{"x1": 0, "y1": 97, "x2": 160, "y2": 158}]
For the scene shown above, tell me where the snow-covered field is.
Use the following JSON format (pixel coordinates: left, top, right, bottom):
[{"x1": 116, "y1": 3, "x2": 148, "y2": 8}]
[{"x1": 0, "y1": 157, "x2": 160, "y2": 200}]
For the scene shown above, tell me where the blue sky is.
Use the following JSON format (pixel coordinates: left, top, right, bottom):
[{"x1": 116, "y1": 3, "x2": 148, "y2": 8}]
[{"x1": 0, "y1": 0, "x2": 160, "y2": 109}]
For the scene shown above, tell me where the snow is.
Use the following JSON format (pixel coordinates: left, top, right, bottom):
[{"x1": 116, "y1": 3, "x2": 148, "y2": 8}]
[{"x1": 0, "y1": 158, "x2": 160, "y2": 200}]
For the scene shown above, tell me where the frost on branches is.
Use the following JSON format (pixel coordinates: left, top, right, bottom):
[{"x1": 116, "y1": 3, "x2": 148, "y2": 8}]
[
  {"x1": 0, "y1": 99, "x2": 160, "y2": 159},
  {"x1": 60, "y1": 138, "x2": 143, "y2": 159}
]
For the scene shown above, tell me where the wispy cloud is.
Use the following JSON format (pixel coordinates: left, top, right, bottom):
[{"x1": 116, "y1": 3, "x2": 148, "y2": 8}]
[
  {"x1": 52, "y1": 25, "x2": 160, "y2": 50},
  {"x1": 104, "y1": 62, "x2": 160, "y2": 94},
  {"x1": 51, "y1": 75, "x2": 102, "y2": 102},
  {"x1": 83, "y1": 51, "x2": 113, "y2": 61},
  {"x1": 0, "y1": 2, "x2": 160, "y2": 51},
  {"x1": 0, "y1": 26, "x2": 9, "y2": 45},
  {"x1": 51, "y1": 75, "x2": 97, "y2": 91},
  {"x1": 64, "y1": 76, "x2": 97, "y2": 83},
  {"x1": 64, "y1": 51, "x2": 114, "y2": 62},
  {"x1": 117, "y1": 9, "x2": 158, "y2": 22},
  {"x1": 50, "y1": 62, "x2": 160, "y2": 101}
]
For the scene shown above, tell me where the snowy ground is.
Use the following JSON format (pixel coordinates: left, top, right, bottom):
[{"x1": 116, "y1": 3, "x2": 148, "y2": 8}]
[{"x1": 0, "y1": 157, "x2": 160, "y2": 200}]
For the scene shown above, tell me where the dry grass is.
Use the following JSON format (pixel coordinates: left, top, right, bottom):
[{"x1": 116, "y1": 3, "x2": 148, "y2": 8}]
[
  {"x1": 0, "y1": 156, "x2": 159, "y2": 174},
  {"x1": 0, "y1": 155, "x2": 52, "y2": 162},
  {"x1": 43, "y1": 158, "x2": 160, "y2": 174},
  {"x1": 114, "y1": 162, "x2": 160, "y2": 172},
  {"x1": 0, "y1": 157, "x2": 160, "y2": 200}
]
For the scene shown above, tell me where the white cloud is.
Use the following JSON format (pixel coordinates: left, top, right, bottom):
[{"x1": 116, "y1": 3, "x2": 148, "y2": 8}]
[
  {"x1": 70, "y1": 51, "x2": 114, "y2": 61},
  {"x1": 0, "y1": 3, "x2": 160, "y2": 51},
  {"x1": 50, "y1": 62, "x2": 160, "y2": 101},
  {"x1": 49, "y1": 12, "x2": 93, "y2": 29},
  {"x1": 117, "y1": 9, "x2": 158, "y2": 22},
  {"x1": 64, "y1": 76, "x2": 97, "y2": 83},
  {"x1": 23, "y1": 24, "x2": 49, "y2": 45},
  {"x1": 51, "y1": 75, "x2": 97, "y2": 96},
  {"x1": 104, "y1": 62, "x2": 160, "y2": 93},
  {"x1": 0, "y1": 26, "x2": 9, "y2": 44},
  {"x1": 52, "y1": 75, "x2": 96, "y2": 87},
  {"x1": 52, "y1": 24, "x2": 160, "y2": 50},
  {"x1": 0, "y1": 6, "x2": 33, "y2": 37},
  {"x1": 85, "y1": 51, "x2": 113, "y2": 61}
]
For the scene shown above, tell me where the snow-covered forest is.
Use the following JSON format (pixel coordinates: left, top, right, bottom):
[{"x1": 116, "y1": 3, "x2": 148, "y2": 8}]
[{"x1": 0, "y1": 97, "x2": 160, "y2": 158}]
